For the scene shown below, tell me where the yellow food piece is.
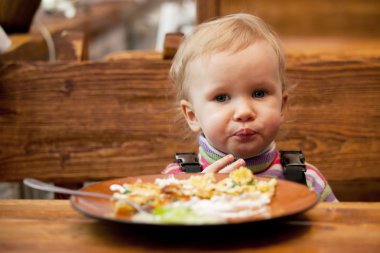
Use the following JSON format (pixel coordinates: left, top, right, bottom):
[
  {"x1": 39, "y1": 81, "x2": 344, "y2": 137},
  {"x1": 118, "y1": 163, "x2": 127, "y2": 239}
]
[
  {"x1": 113, "y1": 200, "x2": 136, "y2": 215},
  {"x1": 229, "y1": 166, "x2": 254, "y2": 185},
  {"x1": 189, "y1": 173, "x2": 215, "y2": 189}
]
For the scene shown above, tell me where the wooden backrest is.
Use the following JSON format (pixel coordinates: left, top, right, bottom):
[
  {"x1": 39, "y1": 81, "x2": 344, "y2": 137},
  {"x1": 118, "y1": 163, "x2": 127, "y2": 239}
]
[
  {"x1": 282, "y1": 54, "x2": 380, "y2": 201},
  {"x1": 0, "y1": 60, "x2": 179, "y2": 182},
  {"x1": 1, "y1": 49, "x2": 379, "y2": 201}
]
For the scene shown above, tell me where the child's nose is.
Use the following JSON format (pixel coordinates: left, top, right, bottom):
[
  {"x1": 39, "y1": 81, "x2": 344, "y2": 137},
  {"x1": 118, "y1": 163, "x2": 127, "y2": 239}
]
[{"x1": 233, "y1": 99, "x2": 255, "y2": 122}]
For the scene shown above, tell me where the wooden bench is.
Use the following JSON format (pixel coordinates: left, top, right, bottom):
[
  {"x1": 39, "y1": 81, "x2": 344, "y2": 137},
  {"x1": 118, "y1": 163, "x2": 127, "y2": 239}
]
[{"x1": 1, "y1": 46, "x2": 379, "y2": 201}]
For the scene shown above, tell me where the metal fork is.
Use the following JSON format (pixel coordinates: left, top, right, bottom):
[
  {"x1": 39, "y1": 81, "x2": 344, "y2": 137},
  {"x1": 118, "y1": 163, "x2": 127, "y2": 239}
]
[{"x1": 23, "y1": 178, "x2": 147, "y2": 214}]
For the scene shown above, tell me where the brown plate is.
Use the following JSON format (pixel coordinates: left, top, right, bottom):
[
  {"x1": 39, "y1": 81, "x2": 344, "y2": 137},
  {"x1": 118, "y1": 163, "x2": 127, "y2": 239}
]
[{"x1": 70, "y1": 174, "x2": 318, "y2": 226}]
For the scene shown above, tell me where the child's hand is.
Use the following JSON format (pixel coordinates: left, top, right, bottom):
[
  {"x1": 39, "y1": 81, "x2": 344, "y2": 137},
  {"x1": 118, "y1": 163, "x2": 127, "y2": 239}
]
[{"x1": 202, "y1": 155, "x2": 246, "y2": 174}]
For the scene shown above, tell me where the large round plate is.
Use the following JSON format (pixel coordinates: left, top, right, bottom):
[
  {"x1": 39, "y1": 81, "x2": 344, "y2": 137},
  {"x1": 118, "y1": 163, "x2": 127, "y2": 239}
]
[{"x1": 70, "y1": 174, "x2": 318, "y2": 226}]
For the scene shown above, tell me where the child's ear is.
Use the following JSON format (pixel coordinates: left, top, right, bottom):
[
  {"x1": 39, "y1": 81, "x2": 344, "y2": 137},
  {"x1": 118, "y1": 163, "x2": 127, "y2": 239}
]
[
  {"x1": 180, "y1": 100, "x2": 201, "y2": 132},
  {"x1": 281, "y1": 91, "x2": 288, "y2": 120}
]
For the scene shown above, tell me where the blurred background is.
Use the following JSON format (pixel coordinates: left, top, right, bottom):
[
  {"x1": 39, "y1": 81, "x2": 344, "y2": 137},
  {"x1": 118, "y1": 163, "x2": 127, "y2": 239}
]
[
  {"x1": 0, "y1": 0, "x2": 196, "y2": 60},
  {"x1": 1, "y1": 0, "x2": 379, "y2": 61}
]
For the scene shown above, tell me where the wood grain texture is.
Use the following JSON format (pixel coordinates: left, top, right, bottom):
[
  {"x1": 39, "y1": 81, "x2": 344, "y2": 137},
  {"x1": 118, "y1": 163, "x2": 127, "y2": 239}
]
[
  {"x1": 163, "y1": 33, "x2": 183, "y2": 60},
  {"x1": 0, "y1": 200, "x2": 379, "y2": 253},
  {"x1": 280, "y1": 56, "x2": 380, "y2": 180},
  {"x1": 0, "y1": 60, "x2": 187, "y2": 182},
  {"x1": 197, "y1": 0, "x2": 380, "y2": 37},
  {"x1": 196, "y1": 0, "x2": 220, "y2": 23},
  {"x1": 0, "y1": 55, "x2": 379, "y2": 200}
]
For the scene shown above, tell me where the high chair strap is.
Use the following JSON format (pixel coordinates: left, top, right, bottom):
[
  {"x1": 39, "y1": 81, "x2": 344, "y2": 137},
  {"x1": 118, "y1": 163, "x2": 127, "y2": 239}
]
[
  {"x1": 280, "y1": 150, "x2": 307, "y2": 185},
  {"x1": 175, "y1": 152, "x2": 202, "y2": 173}
]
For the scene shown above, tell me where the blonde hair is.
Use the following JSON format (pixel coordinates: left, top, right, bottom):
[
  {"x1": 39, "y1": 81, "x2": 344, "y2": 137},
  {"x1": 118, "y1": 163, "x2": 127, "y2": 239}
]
[{"x1": 170, "y1": 13, "x2": 287, "y2": 101}]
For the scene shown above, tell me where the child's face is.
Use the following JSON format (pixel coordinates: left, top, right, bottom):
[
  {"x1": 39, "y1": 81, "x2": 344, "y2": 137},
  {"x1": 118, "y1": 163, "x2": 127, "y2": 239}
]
[{"x1": 181, "y1": 40, "x2": 287, "y2": 158}]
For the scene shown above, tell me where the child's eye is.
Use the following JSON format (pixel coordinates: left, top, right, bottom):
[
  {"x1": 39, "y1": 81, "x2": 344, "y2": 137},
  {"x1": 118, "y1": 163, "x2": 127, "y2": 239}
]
[
  {"x1": 215, "y1": 94, "x2": 230, "y2": 102},
  {"x1": 253, "y1": 90, "x2": 266, "y2": 98}
]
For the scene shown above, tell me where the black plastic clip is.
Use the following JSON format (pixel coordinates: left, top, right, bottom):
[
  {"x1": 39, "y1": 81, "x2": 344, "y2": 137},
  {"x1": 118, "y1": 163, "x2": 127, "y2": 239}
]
[
  {"x1": 175, "y1": 152, "x2": 202, "y2": 173},
  {"x1": 280, "y1": 150, "x2": 307, "y2": 185}
]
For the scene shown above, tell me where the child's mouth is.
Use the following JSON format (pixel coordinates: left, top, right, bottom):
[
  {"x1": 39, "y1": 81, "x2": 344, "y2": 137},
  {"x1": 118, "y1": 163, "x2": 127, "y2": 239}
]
[{"x1": 234, "y1": 128, "x2": 256, "y2": 139}]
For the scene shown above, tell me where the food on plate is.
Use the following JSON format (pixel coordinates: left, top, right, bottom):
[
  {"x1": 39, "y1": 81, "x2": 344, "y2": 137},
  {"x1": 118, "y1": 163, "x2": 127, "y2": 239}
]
[{"x1": 110, "y1": 167, "x2": 277, "y2": 224}]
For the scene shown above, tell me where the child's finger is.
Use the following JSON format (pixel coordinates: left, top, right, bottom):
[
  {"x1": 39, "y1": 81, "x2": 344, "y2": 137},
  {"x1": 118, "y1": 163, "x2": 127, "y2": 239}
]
[
  {"x1": 218, "y1": 159, "x2": 246, "y2": 173},
  {"x1": 202, "y1": 154, "x2": 235, "y2": 173}
]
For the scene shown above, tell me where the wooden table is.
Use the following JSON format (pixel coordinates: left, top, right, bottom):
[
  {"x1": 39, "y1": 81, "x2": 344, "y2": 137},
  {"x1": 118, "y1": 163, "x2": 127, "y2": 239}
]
[{"x1": 0, "y1": 200, "x2": 379, "y2": 252}]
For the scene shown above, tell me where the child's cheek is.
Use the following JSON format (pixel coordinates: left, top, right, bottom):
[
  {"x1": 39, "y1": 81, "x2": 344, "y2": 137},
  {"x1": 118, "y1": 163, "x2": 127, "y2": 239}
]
[{"x1": 262, "y1": 109, "x2": 283, "y2": 131}]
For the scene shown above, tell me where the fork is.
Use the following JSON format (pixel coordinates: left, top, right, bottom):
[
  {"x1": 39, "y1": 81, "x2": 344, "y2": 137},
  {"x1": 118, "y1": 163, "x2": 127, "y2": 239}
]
[{"x1": 23, "y1": 178, "x2": 147, "y2": 214}]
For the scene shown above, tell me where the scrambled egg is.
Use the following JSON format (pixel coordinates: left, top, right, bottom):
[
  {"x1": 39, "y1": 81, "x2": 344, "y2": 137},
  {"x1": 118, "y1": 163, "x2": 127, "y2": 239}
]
[{"x1": 111, "y1": 167, "x2": 277, "y2": 217}]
